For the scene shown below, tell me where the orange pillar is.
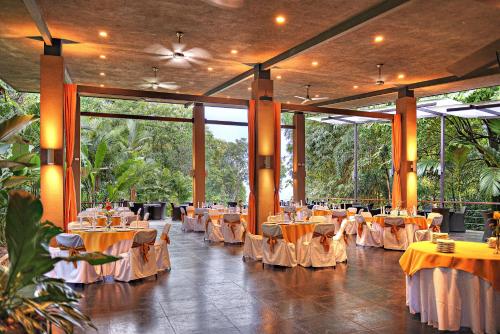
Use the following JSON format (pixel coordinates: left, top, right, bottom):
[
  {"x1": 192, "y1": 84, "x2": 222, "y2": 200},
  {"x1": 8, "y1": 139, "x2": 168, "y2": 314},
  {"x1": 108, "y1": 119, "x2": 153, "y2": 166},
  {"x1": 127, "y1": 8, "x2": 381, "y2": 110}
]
[
  {"x1": 73, "y1": 94, "x2": 81, "y2": 211},
  {"x1": 40, "y1": 53, "x2": 65, "y2": 228},
  {"x1": 395, "y1": 88, "x2": 417, "y2": 210},
  {"x1": 293, "y1": 112, "x2": 306, "y2": 204},
  {"x1": 251, "y1": 68, "x2": 276, "y2": 233},
  {"x1": 192, "y1": 103, "x2": 206, "y2": 206}
]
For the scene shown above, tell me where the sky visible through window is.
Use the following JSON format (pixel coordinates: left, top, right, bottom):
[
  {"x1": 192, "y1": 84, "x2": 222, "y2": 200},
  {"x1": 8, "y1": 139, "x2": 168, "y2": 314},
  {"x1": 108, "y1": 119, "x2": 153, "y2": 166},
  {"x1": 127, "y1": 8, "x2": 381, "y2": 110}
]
[{"x1": 206, "y1": 107, "x2": 293, "y2": 200}]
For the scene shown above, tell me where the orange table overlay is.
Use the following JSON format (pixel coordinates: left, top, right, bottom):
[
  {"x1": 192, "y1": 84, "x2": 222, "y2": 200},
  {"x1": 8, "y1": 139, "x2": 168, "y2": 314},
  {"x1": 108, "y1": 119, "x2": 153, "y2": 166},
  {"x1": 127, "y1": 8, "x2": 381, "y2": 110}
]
[
  {"x1": 399, "y1": 241, "x2": 500, "y2": 291},
  {"x1": 279, "y1": 223, "x2": 316, "y2": 244},
  {"x1": 373, "y1": 215, "x2": 427, "y2": 230},
  {"x1": 74, "y1": 230, "x2": 137, "y2": 253}
]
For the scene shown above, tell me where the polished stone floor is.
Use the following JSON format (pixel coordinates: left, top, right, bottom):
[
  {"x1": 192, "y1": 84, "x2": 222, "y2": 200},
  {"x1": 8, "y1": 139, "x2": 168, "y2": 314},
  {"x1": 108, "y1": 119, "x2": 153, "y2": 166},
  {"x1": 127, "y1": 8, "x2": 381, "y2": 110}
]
[{"x1": 76, "y1": 221, "x2": 476, "y2": 334}]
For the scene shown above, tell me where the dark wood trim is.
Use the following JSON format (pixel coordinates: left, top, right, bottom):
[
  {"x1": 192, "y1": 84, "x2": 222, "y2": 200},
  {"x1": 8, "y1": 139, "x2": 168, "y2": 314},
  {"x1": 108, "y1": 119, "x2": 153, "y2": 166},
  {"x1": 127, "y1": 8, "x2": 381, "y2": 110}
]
[
  {"x1": 312, "y1": 67, "x2": 500, "y2": 107},
  {"x1": 77, "y1": 85, "x2": 248, "y2": 108},
  {"x1": 80, "y1": 112, "x2": 194, "y2": 123},
  {"x1": 281, "y1": 103, "x2": 394, "y2": 120},
  {"x1": 22, "y1": 0, "x2": 53, "y2": 46},
  {"x1": 203, "y1": 0, "x2": 409, "y2": 96}
]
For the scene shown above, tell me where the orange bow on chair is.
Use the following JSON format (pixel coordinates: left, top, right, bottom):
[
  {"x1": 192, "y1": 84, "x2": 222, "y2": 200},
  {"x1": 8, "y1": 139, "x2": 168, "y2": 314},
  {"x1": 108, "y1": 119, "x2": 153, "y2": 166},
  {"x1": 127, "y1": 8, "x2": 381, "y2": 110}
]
[
  {"x1": 161, "y1": 233, "x2": 170, "y2": 245},
  {"x1": 430, "y1": 225, "x2": 441, "y2": 232},
  {"x1": 389, "y1": 224, "x2": 405, "y2": 243},
  {"x1": 312, "y1": 230, "x2": 336, "y2": 252},
  {"x1": 58, "y1": 245, "x2": 86, "y2": 268},
  {"x1": 132, "y1": 241, "x2": 154, "y2": 263},
  {"x1": 357, "y1": 221, "x2": 365, "y2": 237},
  {"x1": 195, "y1": 213, "x2": 204, "y2": 226},
  {"x1": 224, "y1": 219, "x2": 241, "y2": 239},
  {"x1": 264, "y1": 234, "x2": 282, "y2": 253}
]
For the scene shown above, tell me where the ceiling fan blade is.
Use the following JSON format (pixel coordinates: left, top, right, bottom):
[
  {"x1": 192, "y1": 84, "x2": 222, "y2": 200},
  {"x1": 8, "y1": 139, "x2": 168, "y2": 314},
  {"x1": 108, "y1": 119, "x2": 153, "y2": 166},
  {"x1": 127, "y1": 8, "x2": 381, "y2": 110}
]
[
  {"x1": 311, "y1": 97, "x2": 329, "y2": 101},
  {"x1": 300, "y1": 100, "x2": 309, "y2": 105},
  {"x1": 172, "y1": 43, "x2": 186, "y2": 53},
  {"x1": 144, "y1": 43, "x2": 172, "y2": 56},
  {"x1": 166, "y1": 58, "x2": 192, "y2": 68},
  {"x1": 446, "y1": 38, "x2": 500, "y2": 77},
  {"x1": 201, "y1": 0, "x2": 244, "y2": 8},
  {"x1": 158, "y1": 82, "x2": 179, "y2": 90},
  {"x1": 294, "y1": 96, "x2": 306, "y2": 100},
  {"x1": 138, "y1": 83, "x2": 152, "y2": 89},
  {"x1": 185, "y1": 47, "x2": 212, "y2": 59}
]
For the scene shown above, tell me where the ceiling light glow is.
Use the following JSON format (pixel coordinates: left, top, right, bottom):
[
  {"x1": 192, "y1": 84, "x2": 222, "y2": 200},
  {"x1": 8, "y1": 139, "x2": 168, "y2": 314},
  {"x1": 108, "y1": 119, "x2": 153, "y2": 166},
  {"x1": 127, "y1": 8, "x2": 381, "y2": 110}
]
[
  {"x1": 276, "y1": 75, "x2": 282, "y2": 79},
  {"x1": 231, "y1": 49, "x2": 238, "y2": 54},
  {"x1": 207, "y1": 67, "x2": 213, "y2": 71},
  {"x1": 311, "y1": 61, "x2": 318, "y2": 66},
  {"x1": 374, "y1": 35, "x2": 384, "y2": 43},
  {"x1": 398, "y1": 73, "x2": 405, "y2": 79},
  {"x1": 99, "y1": 31, "x2": 108, "y2": 38},
  {"x1": 99, "y1": 55, "x2": 106, "y2": 59},
  {"x1": 275, "y1": 15, "x2": 286, "y2": 24},
  {"x1": 353, "y1": 85, "x2": 359, "y2": 89},
  {"x1": 99, "y1": 72, "x2": 105, "y2": 76}
]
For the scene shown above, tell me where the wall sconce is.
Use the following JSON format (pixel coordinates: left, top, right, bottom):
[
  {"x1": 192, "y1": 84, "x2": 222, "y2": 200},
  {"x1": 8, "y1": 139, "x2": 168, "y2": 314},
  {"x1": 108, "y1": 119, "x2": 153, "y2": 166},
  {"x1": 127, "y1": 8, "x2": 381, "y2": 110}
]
[
  {"x1": 41, "y1": 148, "x2": 63, "y2": 165},
  {"x1": 407, "y1": 160, "x2": 417, "y2": 172},
  {"x1": 258, "y1": 155, "x2": 273, "y2": 169}
]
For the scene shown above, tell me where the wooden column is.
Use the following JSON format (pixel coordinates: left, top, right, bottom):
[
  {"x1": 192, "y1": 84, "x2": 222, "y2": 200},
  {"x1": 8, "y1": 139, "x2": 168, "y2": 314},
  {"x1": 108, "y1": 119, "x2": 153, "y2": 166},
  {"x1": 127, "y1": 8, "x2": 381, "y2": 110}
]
[
  {"x1": 293, "y1": 112, "x2": 306, "y2": 204},
  {"x1": 251, "y1": 68, "x2": 275, "y2": 233},
  {"x1": 40, "y1": 52, "x2": 65, "y2": 228},
  {"x1": 192, "y1": 103, "x2": 206, "y2": 206},
  {"x1": 73, "y1": 94, "x2": 81, "y2": 211},
  {"x1": 395, "y1": 88, "x2": 417, "y2": 210}
]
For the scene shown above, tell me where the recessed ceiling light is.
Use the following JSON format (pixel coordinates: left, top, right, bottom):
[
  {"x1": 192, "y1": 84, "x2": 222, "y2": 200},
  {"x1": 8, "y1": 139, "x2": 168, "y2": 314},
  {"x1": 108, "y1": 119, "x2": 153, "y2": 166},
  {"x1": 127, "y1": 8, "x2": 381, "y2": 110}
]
[
  {"x1": 286, "y1": 101, "x2": 290, "y2": 104},
  {"x1": 311, "y1": 61, "x2": 318, "y2": 66},
  {"x1": 276, "y1": 75, "x2": 282, "y2": 79},
  {"x1": 230, "y1": 49, "x2": 238, "y2": 54},
  {"x1": 99, "y1": 31, "x2": 108, "y2": 38},
  {"x1": 374, "y1": 35, "x2": 384, "y2": 43},
  {"x1": 99, "y1": 72, "x2": 105, "y2": 76},
  {"x1": 176, "y1": 91, "x2": 180, "y2": 94},
  {"x1": 275, "y1": 15, "x2": 286, "y2": 24},
  {"x1": 315, "y1": 94, "x2": 320, "y2": 98},
  {"x1": 207, "y1": 67, "x2": 213, "y2": 71},
  {"x1": 100, "y1": 84, "x2": 104, "y2": 87},
  {"x1": 398, "y1": 73, "x2": 405, "y2": 79},
  {"x1": 99, "y1": 55, "x2": 106, "y2": 59},
  {"x1": 226, "y1": 95, "x2": 231, "y2": 98},
  {"x1": 353, "y1": 85, "x2": 359, "y2": 89},
  {"x1": 247, "y1": 87, "x2": 251, "y2": 91}
]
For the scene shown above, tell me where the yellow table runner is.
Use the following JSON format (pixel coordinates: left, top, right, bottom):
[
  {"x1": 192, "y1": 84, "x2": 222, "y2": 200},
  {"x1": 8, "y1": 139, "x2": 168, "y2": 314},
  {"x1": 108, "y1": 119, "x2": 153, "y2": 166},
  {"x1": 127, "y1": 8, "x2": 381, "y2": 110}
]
[
  {"x1": 73, "y1": 230, "x2": 137, "y2": 253},
  {"x1": 373, "y1": 215, "x2": 427, "y2": 230},
  {"x1": 399, "y1": 241, "x2": 500, "y2": 290},
  {"x1": 279, "y1": 223, "x2": 316, "y2": 244}
]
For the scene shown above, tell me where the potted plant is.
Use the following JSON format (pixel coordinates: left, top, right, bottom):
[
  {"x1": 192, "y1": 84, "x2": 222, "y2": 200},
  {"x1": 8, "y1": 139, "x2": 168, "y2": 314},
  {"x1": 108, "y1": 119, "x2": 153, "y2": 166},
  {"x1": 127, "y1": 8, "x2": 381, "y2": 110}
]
[{"x1": 0, "y1": 190, "x2": 119, "y2": 333}]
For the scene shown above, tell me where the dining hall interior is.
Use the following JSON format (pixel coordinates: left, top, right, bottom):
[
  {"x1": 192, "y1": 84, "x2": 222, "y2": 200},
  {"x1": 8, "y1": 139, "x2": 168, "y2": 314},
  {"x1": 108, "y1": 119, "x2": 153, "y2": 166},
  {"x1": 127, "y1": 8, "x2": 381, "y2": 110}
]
[{"x1": 0, "y1": 0, "x2": 499, "y2": 333}]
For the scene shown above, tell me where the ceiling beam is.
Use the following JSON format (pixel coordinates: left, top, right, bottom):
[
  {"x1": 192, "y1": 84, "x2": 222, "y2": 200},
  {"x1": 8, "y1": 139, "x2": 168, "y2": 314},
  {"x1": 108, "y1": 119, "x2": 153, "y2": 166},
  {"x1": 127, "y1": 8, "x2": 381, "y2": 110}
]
[
  {"x1": 281, "y1": 102, "x2": 394, "y2": 120},
  {"x1": 203, "y1": 0, "x2": 410, "y2": 96},
  {"x1": 312, "y1": 67, "x2": 500, "y2": 107},
  {"x1": 477, "y1": 108, "x2": 500, "y2": 116},
  {"x1": 447, "y1": 102, "x2": 500, "y2": 112},
  {"x1": 81, "y1": 112, "x2": 193, "y2": 123},
  {"x1": 416, "y1": 107, "x2": 444, "y2": 116},
  {"x1": 22, "y1": 0, "x2": 52, "y2": 46}
]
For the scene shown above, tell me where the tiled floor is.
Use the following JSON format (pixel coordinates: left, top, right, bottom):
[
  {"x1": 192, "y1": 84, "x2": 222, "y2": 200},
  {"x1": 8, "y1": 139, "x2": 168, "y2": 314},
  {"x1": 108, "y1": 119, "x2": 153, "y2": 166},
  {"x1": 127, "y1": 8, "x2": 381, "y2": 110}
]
[{"x1": 76, "y1": 221, "x2": 478, "y2": 334}]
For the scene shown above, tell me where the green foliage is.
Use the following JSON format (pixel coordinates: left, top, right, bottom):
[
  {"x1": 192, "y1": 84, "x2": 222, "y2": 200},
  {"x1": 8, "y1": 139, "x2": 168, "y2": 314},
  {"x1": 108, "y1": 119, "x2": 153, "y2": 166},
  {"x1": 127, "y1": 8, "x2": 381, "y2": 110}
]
[{"x1": 0, "y1": 190, "x2": 119, "y2": 333}]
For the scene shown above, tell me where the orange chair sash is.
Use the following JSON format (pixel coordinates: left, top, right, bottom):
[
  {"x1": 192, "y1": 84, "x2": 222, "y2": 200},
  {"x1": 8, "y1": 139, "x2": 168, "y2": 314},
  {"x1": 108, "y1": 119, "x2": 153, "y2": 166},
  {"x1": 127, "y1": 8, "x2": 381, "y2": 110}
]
[
  {"x1": 430, "y1": 225, "x2": 441, "y2": 232},
  {"x1": 58, "y1": 245, "x2": 86, "y2": 268},
  {"x1": 312, "y1": 230, "x2": 335, "y2": 252},
  {"x1": 224, "y1": 219, "x2": 241, "y2": 238},
  {"x1": 195, "y1": 213, "x2": 205, "y2": 225},
  {"x1": 357, "y1": 221, "x2": 366, "y2": 237},
  {"x1": 161, "y1": 233, "x2": 170, "y2": 245},
  {"x1": 389, "y1": 224, "x2": 405, "y2": 243},
  {"x1": 132, "y1": 241, "x2": 154, "y2": 263},
  {"x1": 263, "y1": 234, "x2": 283, "y2": 253}
]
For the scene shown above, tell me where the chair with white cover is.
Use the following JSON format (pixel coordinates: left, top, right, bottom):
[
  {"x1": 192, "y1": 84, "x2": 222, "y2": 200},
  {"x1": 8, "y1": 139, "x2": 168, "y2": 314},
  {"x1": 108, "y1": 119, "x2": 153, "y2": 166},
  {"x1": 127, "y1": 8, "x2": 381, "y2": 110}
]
[
  {"x1": 180, "y1": 207, "x2": 190, "y2": 231},
  {"x1": 242, "y1": 231, "x2": 263, "y2": 261},
  {"x1": 47, "y1": 233, "x2": 100, "y2": 284},
  {"x1": 155, "y1": 223, "x2": 171, "y2": 271},
  {"x1": 332, "y1": 219, "x2": 350, "y2": 263},
  {"x1": 262, "y1": 224, "x2": 297, "y2": 267},
  {"x1": 221, "y1": 213, "x2": 245, "y2": 243},
  {"x1": 414, "y1": 213, "x2": 443, "y2": 242},
  {"x1": 383, "y1": 217, "x2": 408, "y2": 250},
  {"x1": 347, "y1": 207, "x2": 358, "y2": 215},
  {"x1": 113, "y1": 229, "x2": 158, "y2": 282},
  {"x1": 68, "y1": 221, "x2": 91, "y2": 230},
  {"x1": 355, "y1": 215, "x2": 383, "y2": 247},
  {"x1": 143, "y1": 212, "x2": 150, "y2": 221},
  {"x1": 205, "y1": 214, "x2": 224, "y2": 242},
  {"x1": 194, "y1": 208, "x2": 209, "y2": 232},
  {"x1": 344, "y1": 215, "x2": 358, "y2": 235},
  {"x1": 297, "y1": 223, "x2": 336, "y2": 268},
  {"x1": 130, "y1": 220, "x2": 149, "y2": 229}
]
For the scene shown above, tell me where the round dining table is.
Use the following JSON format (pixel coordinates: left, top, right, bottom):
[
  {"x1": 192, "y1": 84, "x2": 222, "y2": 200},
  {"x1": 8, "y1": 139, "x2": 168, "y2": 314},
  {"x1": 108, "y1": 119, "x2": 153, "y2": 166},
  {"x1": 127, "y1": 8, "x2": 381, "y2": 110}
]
[
  {"x1": 400, "y1": 241, "x2": 500, "y2": 334},
  {"x1": 373, "y1": 214, "x2": 428, "y2": 229},
  {"x1": 277, "y1": 222, "x2": 316, "y2": 244},
  {"x1": 73, "y1": 228, "x2": 137, "y2": 254}
]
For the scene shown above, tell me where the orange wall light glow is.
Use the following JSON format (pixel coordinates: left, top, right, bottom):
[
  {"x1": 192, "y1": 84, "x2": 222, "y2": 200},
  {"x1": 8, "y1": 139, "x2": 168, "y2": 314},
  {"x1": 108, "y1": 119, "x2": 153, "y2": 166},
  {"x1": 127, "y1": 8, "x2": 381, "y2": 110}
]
[{"x1": 40, "y1": 165, "x2": 64, "y2": 225}]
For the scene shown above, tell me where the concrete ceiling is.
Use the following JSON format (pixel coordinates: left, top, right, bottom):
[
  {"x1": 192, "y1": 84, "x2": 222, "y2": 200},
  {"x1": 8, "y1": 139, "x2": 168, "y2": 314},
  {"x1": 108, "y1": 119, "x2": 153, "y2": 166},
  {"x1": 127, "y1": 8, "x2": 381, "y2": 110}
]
[{"x1": 0, "y1": 0, "x2": 499, "y2": 109}]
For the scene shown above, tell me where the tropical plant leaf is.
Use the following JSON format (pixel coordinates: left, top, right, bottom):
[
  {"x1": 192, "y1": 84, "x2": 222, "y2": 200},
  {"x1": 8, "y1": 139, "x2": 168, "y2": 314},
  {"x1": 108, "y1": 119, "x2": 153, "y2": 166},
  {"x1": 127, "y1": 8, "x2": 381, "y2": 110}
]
[
  {"x1": 480, "y1": 167, "x2": 500, "y2": 197},
  {"x1": 2, "y1": 175, "x2": 32, "y2": 188},
  {"x1": 0, "y1": 160, "x2": 26, "y2": 169},
  {"x1": 94, "y1": 140, "x2": 107, "y2": 170},
  {"x1": 0, "y1": 115, "x2": 36, "y2": 142}
]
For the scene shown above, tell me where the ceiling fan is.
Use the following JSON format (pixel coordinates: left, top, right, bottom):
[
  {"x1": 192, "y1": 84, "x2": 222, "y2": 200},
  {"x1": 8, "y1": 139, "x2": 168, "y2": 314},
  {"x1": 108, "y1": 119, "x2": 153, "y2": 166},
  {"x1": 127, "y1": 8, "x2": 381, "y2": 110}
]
[
  {"x1": 139, "y1": 67, "x2": 179, "y2": 91},
  {"x1": 294, "y1": 85, "x2": 329, "y2": 104},
  {"x1": 375, "y1": 63, "x2": 385, "y2": 85},
  {"x1": 145, "y1": 32, "x2": 211, "y2": 68}
]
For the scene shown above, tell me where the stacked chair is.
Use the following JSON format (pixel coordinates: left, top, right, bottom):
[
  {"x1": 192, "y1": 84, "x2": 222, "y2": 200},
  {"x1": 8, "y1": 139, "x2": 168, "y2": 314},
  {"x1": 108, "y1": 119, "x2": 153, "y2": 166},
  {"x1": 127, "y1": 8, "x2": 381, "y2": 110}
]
[
  {"x1": 355, "y1": 215, "x2": 383, "y2": 247},
  {"x1": 113, "y1": 229, "x2": 158, "y2": 282},
  {"x1": 414, "y1": 213, "x2": 443, "y2": 242},
  {"x1": 262, "y1": 224, "x2": 297, "y2": 267},
  {"x1": 383, "y1": 217, "x2": 408, "y2": 250},
  {"x1": 297, "y1": 223, "x2": 336, "y2": 268},
  {"x1": 47, "y1": 234, "x2": 100, "y2": 284},
  {"x1": 221, "y1": 213, "x2": 245, "y2": 243}
]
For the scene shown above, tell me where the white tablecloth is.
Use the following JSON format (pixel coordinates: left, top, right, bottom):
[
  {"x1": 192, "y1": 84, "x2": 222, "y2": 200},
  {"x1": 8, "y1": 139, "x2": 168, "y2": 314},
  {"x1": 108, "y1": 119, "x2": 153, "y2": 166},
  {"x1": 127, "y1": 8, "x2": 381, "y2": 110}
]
[{"x1": 406, "y1": 267, "x2": 500, "y2": 334}]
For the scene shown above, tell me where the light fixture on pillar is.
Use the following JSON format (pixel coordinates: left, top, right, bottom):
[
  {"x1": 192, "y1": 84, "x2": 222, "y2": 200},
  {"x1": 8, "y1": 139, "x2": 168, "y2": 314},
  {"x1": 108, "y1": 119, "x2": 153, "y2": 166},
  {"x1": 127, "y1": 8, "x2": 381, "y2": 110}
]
[
  {"x1": 407, "y1": 160, "x2": 417, "y2": 172},
  {"x1": 258, "y1": 155, "x2": 273, "y2": 169},
  {"x1": 46, "y1": 149, "x2": 54, "y2": 165},
  {"x1": 41, "y1": 148, "x2": 63, "y2": 165}
]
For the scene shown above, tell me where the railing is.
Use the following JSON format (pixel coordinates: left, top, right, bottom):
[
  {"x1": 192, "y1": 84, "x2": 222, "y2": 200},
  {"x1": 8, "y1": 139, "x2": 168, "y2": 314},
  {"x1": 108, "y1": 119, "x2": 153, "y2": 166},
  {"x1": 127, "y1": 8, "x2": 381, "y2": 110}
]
[
  {"x1": 307, "y1": 197, "x2": 499, "y2": 232},
  {"x1": 80, "y1": 201, "x2": 127, "y2": 211}
]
